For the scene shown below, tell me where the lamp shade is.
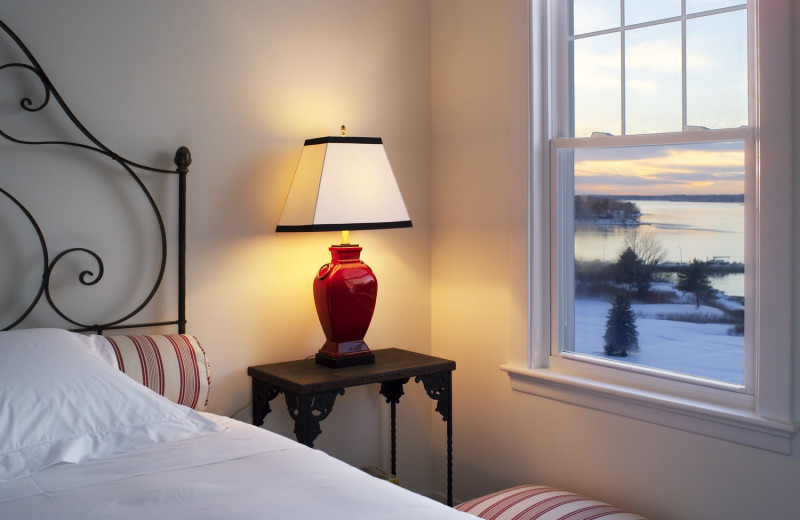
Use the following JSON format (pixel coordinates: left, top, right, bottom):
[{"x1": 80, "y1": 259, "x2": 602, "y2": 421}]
[{"x1": 275, "y1": 136, "x2": 412, "y2": 232}]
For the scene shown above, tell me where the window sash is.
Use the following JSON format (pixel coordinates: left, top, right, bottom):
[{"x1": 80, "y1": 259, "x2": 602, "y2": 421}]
[
  {"x1": 551, "y1": 128, "x2": 755, "y2": 393},
  {"x1": 560, "y1": 1, "x2": 748, "y2": 138}
]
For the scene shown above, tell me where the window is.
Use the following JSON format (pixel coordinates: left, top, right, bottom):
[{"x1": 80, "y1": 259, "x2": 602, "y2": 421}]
[
  {"x1": 561, "y1": 2, "x2": 751, "y2": 387},
  {"x1": 503, "y1": 0, "x2": 798, "y2": 454}
]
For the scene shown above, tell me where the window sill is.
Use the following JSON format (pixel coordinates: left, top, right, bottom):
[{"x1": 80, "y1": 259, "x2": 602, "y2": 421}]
[{"x1": 501, "y1": 363, "x2": 798, "y2": 454}]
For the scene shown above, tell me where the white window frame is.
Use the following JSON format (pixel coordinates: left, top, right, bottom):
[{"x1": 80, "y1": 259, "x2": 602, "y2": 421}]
[{"x1": 502, "y1": 0, "x2": 799, "y2": 454}]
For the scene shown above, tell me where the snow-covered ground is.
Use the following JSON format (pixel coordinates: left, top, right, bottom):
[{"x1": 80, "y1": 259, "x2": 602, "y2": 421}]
[{"x1": 573, "y1": 298, "x2": 745, "y2": 385}]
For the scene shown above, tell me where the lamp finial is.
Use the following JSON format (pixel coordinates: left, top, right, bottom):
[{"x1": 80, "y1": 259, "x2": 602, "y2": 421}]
[{"x1": 341, "y1": 125, "x2": 346, "y2": 137}]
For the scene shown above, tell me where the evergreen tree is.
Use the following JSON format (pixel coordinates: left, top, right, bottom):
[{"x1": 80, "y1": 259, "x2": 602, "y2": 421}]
[
  {"x1": 614, "y1": 232, "x2": 667, "y2": 297},
  {"x1": 603, "y1": 294, "x2": 639, "y2": 357},
  {"x1": 615, "y1": 247, "x2": 649, "y2": 295},
  {"x1": 676, "y1": 259, "x2": 715, "y2": 307}
]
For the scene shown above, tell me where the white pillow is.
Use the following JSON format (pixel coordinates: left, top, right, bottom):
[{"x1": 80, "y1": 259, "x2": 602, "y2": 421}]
[
  {"x1": 0, "y1": 328, "x2": 224, "y2": 481},
  {"x1": 76, "y1": 333, "x2": 120, "y2": 369}
]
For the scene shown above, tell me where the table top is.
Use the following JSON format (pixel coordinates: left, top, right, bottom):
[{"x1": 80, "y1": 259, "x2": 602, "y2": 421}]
[{"x1": 248, "y1": 348, "x2": 455, "y2": 394}]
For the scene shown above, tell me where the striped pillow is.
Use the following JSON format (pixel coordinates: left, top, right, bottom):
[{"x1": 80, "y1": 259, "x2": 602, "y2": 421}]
[
  {"x1": 455, "y1": 485, "x2": 646, "y2": 520},
  {"x1": 105, "y1": 334, "x2": 211, "y2": 411}
]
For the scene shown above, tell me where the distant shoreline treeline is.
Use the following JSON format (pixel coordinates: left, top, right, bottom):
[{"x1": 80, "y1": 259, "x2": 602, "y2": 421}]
[
  {"x1": 575, "y1": 194, "x2": 744, "y2": 223},
  {"x1": 575, "y1": 195, "x2": 640, "y2": 223},
  {"x1": 602, "y1": 194, "x2": 744, "y2": 203}
]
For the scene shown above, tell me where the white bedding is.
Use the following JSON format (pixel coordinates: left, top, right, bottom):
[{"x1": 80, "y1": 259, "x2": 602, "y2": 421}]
[
  {"x1": 0, "y1": 329, "x2": 471, "y2": 519},
  {"x1": 0, "y1": 414, "x2": 472, "y2": 519}
]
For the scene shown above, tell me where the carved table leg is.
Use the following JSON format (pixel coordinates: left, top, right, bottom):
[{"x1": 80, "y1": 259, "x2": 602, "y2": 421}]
[
  {"x1": 416, "y1": 371, "x2": 453, "y2": 506},
  {"x1": 252, "y1": 379, "x2": 281, "y2": 426},
  {"x1": 379, "y1": 378, "x2": 410, "y2": 475},
  {"x1": 284, "y1": 389, "x2": 345, "y2": 447}
]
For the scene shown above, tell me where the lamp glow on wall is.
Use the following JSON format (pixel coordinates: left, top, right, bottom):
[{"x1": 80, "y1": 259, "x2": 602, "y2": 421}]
[{"x1": 276, "y1": 127, "x2": 411, "y2": 368}]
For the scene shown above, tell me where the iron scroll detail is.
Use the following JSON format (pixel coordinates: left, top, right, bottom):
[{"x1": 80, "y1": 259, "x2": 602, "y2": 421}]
[
  {"x1": 0, "y1": 19, "x2": 190, "y2": 333},
  {"x1": 415, "y1": 372, "x2": 453, "y2": 422},
  {"x1": 251, "y1": 379, "x2": 282, "y2": 427},
  {"x1": 284, "y1": 389, "x2": 346, "y2": 448}
]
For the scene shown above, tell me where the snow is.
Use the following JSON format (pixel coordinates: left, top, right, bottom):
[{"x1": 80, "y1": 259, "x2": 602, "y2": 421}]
[
  {"x1": 573, "y1": 298, "x2": 745, "y2": 385},
  {"x1": 634, "y1": 302, "x2": 727, "y2": 320}
]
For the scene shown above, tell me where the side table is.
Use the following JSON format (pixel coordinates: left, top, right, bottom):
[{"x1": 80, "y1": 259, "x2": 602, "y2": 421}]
[{"x1": 247, "y1": 348, "x2": 456, "y2": 506}]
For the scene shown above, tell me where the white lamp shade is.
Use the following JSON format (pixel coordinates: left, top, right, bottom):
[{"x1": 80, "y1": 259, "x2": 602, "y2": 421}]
[{"x1": 276, "y1": 136, "x2": 412, "y2": 232}]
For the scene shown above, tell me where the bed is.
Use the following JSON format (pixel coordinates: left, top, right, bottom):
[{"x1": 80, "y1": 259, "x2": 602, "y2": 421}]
[{"x1": 0, "y1": 18, "x2": 474, "y2": 520}]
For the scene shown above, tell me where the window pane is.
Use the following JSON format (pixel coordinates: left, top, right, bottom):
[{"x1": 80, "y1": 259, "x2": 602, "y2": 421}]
[
  {"x1": 562, "y1": 141, "x2": 745, "y2": 385},
  {"x1": 572, "y1": 0, "x2": 620, "y2": 35},
  {"x1": 573, "y1": 33, "x2": 621, "y2": 137},
  {"x1": 686, "y1": 0, "x2": 746, "y2": 15},
  {"x1": 624, "y1": 0, "x2": 680, "y2": 26},
  {"x1": 625, "y1": 22, "x2": 682, "y2": 135},
  {"x1": 686, "y1": 10, "x2": 748, "y2": 129}
]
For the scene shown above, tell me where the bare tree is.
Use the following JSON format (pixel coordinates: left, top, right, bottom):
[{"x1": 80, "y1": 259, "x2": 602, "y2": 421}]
[
  {"x1": 615, "y1": 231, "x2": 667, "y2": 297},
  {"x1": 623, "y1": 230, "x2": 667, "y2": 267}
]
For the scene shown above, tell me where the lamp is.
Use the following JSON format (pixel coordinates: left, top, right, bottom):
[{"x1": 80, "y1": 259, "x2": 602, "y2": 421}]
[{"x1": 276, "y1": 126, "x2": 411, "y2": 368}]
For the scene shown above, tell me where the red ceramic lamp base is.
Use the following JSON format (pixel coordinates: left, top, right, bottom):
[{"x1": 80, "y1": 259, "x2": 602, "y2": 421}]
[{"x1": 313, "y1": 245, "x2": 377, "y2": 368}]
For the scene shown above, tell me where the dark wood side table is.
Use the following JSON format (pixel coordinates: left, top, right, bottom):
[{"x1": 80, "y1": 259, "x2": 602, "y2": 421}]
[{"x1": 248, "y1": 348, "x2": 456, "y2": 506}]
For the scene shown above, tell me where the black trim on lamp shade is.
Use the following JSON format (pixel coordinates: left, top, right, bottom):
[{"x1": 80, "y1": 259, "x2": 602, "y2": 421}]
[
  {"x1": 304, "y1": 136, "x2": 383, "y2": 146},
  {"x1": 276, "y1": 220, "x2": 412, "y2": 233}
]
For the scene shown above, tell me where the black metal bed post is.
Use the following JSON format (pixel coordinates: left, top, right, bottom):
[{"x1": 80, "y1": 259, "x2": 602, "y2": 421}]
[{"x1": 174, "y1": 146, "x2": 191, "y2": 335}]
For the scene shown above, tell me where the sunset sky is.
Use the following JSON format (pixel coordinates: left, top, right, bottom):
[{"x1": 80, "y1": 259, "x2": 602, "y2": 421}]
[{"x1": 573, "y1": 141, "x2": 745, "y2": 196}]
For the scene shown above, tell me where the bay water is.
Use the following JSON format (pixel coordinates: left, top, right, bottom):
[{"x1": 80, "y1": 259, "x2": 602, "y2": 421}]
[{"x1": 575, "y1": 199, "x2": 745, "y2": 297}]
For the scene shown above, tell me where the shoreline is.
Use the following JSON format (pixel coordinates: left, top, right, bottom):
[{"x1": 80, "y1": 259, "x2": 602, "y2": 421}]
[{"x1": 576, "y1": 258, "x2": 744, "y2": 274}]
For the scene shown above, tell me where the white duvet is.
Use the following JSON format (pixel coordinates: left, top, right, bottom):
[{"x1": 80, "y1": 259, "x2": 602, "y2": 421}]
[{"x1": 0, "y1": 414, "x2": 472, "y2": 520}]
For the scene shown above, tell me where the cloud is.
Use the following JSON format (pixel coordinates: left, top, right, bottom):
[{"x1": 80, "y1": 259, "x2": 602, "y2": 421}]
[
  {"x1": 571, "y1": 142, "x2": 745, "y2": 195},
  {"x1": 654, "y1": 171, "x2": 744, "y2": 183}
]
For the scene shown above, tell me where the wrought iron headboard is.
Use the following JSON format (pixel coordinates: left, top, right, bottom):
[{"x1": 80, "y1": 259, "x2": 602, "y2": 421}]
[{"x1": 0, "y1": 18, "x2": 190, "y2": 334}]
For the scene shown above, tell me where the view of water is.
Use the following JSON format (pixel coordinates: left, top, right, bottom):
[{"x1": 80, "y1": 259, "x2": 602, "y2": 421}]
[{"x1": 575, "y1": 200, "x2": 745, "y2": 297}]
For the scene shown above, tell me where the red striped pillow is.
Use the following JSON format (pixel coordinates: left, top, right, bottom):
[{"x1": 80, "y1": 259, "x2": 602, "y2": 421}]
[
  {"x1": 455, "y1": 485, "x2": 646, "y2": 520},
  {"x1": 105, "y1": 334, "x2": 211, "y2": 411}
]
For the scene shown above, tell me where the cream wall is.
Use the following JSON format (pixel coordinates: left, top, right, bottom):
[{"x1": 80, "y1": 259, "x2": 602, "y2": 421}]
[
  {"x1": 2, "y1": 0, "x2": 437, "y2": 495},
  {"x1": 431, "y1": 1, "x2": 800, "y2": 519},
  {"x1": 5, "y1": 0, "x2": 800, "y2": 516}
]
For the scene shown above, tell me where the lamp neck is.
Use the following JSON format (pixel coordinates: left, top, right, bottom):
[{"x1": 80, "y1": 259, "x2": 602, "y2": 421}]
[{"x1": 329, "y1": 244, "x2": 363, "y2": 263}]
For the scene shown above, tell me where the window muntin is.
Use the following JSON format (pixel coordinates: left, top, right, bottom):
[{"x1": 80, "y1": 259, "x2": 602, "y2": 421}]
[
  {"x1": 625, "y1": 0, "x2": 680, "y2": 25},
  {"x1": 571, "y1": 0, "x2": 620, "y2": 35},
  {"x1": 686, "y1": 0, "x2": 744, "y2": 14}
]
